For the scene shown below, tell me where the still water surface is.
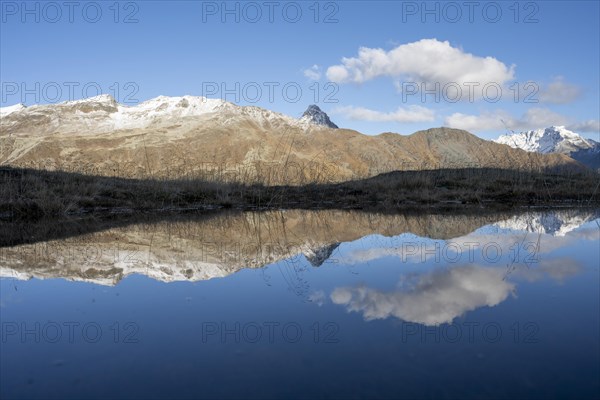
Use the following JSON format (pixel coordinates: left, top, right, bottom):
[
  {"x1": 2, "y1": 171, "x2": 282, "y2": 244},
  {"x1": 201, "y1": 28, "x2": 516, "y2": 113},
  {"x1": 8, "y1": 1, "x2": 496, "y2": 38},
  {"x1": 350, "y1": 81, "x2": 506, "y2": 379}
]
[{"x1": 1, "y1": 209, "x2": 599, "y2": 399}]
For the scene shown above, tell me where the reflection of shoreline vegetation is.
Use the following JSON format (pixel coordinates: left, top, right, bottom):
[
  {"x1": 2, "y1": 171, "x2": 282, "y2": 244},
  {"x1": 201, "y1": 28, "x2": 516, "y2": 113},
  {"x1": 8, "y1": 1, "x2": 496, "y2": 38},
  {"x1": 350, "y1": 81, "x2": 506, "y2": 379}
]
[
  {"x1": 0, "y1": 207, "x2": 514, "y2": 248},
  {"x1": 1, "y1": 166, "x2": 599, "y2": 221},
  {"x1": 2, "y1": 209, "x2": 518, "y2": 285},
  {"x1": 1, "y1": 208, "x2": 595, "y2": 287}
]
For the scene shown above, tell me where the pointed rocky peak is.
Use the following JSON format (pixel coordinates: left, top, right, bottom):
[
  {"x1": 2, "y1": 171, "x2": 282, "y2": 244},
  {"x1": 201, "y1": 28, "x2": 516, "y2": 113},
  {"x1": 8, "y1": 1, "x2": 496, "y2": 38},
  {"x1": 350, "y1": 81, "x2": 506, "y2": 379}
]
[{"x1": 300, "y1": 104, "x2": 338, "y2": 129}]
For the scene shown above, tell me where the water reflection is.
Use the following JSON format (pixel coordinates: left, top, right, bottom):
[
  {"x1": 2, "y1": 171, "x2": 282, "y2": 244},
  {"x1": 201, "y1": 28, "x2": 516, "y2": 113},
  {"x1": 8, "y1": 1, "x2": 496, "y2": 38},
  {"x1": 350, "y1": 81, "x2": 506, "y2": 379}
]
[
  {"x1": 329, "y1": 255, "x2": 587, "y2": 326},
  {"x1": 1, "y1": 208, "x2": 598, "y2": 399},
  {"x1": 1, "y1": 208, "x2": 597, "y2": 322},
  {"x1": 331, "y1": 265, "x2": 516, "y2": 326},
  {"x1": 325, "y1": 209, "x2": 596, "y2": 325},
  {"x1": 1, "y1": 210, "x2": 516, "y2": 285}
]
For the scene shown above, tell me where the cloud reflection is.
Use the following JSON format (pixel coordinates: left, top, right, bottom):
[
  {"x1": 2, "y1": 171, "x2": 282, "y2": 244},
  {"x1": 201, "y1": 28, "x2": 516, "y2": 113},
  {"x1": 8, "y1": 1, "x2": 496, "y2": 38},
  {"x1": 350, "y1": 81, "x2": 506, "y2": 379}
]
[{"x1": 331, "y1": 265, "x2": 515, "y2": 326}]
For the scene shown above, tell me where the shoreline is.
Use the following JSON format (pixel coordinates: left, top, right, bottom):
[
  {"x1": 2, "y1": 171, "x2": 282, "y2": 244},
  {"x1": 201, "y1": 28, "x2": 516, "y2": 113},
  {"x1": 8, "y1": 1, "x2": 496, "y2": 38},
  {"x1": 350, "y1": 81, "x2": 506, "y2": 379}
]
[{"x1": 2, "y1": 166, "x2": 599, "y2": 222}]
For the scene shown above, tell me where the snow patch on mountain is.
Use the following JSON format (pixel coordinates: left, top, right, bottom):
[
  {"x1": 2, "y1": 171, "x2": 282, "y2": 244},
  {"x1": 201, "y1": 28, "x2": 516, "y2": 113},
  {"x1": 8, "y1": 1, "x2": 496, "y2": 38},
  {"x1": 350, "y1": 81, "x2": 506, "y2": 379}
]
[{"x1": 0, "y1": 103, "x2": 26, "y2": 117}]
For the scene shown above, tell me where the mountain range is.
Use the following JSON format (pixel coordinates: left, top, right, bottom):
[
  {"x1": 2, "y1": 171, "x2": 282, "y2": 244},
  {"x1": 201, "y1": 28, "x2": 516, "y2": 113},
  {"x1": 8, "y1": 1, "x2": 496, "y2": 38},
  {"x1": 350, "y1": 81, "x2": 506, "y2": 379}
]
[
  {"x1": 496, "y1": 126, "x2": 600, "y2": 170},
  {"x1": 0, "y1": 95, "x2": 586, "y2": 184}
]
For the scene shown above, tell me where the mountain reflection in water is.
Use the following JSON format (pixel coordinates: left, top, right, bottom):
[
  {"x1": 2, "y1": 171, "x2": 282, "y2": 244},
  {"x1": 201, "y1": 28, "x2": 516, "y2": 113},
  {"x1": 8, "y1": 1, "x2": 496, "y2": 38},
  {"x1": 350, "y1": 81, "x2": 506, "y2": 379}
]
[
  {"x1": 1, "y1": 208, "x2": 597, "y2": 287},
  {"x1": 1, "y1": 208, "x2": 599, "y2": 399}
]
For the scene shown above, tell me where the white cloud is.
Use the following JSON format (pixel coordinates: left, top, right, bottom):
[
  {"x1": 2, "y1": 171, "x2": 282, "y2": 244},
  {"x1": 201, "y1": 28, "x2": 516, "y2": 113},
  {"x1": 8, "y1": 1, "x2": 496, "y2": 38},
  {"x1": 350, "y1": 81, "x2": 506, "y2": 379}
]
[
  {"x1": 326, "y1": 65, "x2": 349, "y2": 82},
  {"x1": 303, "y1": 65, "x2": 322, "y2": 81},
  {"x1": 567, "y1": 120, "x2": 600, "y2": 133},
  {"x1": 333, "y1": 105, "x2": 435, "y2": 123},
  {"x1": 331, "y1": 265, "x2": 515, "y2": 326},
  {"x1": 444, "y1": 108, "x2": 571, "y2": 132},
  {"x1": 523, "y1": 108, "x2": 571, "y2": 127},
  {"x1": 539, "y1": 77, "x2": 582, "y2": 104},
  {"x1": 325, "y1": 39, "x2": 515, "y2": 88},
  {"x1": 445, "y1": 110, "x2": 510, "y2": 132}
]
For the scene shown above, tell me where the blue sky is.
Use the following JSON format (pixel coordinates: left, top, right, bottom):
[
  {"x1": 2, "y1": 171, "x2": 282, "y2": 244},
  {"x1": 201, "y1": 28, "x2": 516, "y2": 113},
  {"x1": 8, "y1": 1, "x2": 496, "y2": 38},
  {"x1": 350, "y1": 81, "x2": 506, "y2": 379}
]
[{"x1": 1, "y1": 0, "x2": 599, "y2": 140}]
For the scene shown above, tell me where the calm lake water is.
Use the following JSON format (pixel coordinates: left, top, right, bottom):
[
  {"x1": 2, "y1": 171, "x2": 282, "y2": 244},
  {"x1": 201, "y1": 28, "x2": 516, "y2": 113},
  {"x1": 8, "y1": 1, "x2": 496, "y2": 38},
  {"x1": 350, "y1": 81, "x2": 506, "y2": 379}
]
[{"x1": 1, "y1": 209, "x2": 599, "y2": 399}]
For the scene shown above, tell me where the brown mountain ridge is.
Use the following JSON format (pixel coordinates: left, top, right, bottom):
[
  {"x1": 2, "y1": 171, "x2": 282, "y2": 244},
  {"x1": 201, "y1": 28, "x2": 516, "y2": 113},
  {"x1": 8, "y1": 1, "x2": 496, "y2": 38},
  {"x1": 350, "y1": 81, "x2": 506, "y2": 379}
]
[{"x1": 0, "y1": 96, "x2": 587, "y2": 184}]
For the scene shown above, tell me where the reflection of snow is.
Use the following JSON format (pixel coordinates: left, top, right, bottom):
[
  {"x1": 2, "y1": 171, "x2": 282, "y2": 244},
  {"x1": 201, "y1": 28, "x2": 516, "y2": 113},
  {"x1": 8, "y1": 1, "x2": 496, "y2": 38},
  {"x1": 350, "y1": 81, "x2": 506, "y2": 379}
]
[
  {"x1": 1, "y1": 210, "x2": 596, "y2": 287},
  {"x1": 303, "y1": 243, "x2": 340, "y2": 267},
  {"x1": 494, "y1": 210, "x2": 599, "y2": 237},
  {"x1": 341, "y1": 211, "x2": 599, "y2": 266}
]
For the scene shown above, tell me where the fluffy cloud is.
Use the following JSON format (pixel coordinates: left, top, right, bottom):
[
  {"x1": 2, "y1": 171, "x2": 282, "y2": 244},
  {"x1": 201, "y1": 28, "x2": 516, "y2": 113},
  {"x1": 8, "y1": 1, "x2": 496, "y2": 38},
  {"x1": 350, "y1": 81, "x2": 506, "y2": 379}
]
[
  {"x1": 444, "y1": 108, "x2": 571, "y2": 132},
  {"x1": 303, "y1": 65, "x2": 322, "y2": 81},
  {"x1": 567, "y1": 120, "x2": 600, "y2": 133},
  {"x1": 445, "y1": 110, "x2": 511, "y2": 131},
  {"x1": 326, "y1": 39, "x2": 515, "y2": 87},
  {"x1": 539, "y1": 77, "x2": 582, "y2": 104},
  {"x1": 331, "y1": 265, "x2": 515, "y2": 326},
  {"x1": 333, "y1": 105, "x2": 435, "y2": 123}
]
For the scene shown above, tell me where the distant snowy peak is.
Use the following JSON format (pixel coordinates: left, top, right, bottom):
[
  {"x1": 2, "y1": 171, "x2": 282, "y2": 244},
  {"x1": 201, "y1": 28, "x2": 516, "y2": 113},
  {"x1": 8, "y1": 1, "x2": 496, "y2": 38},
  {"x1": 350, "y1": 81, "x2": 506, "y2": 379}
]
[
  {"x1": 300, "y1": 104, "x2": 339, "y2": 129},
  {"x1": 495, "y1": 126, "x2": 598, "y2": 154},
  {"x1": 495, "y1": 126, "x2": 600, "y2": 170}
]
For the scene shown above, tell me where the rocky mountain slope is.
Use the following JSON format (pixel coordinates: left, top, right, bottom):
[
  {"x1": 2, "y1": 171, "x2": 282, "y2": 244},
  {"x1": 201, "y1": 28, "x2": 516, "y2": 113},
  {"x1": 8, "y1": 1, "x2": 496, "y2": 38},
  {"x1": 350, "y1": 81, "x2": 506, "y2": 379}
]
[{"x1": 0, "y1": 96, "x2": 587, "y2": 184}]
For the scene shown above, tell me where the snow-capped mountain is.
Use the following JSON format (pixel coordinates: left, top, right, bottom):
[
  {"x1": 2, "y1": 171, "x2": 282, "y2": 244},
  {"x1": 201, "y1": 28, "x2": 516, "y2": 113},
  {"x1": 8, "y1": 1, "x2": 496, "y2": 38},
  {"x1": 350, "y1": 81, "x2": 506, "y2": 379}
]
[
  {"x1": 495, "y1": 126, "x2": 600, "y2": 170},
  {"x1": 0, "y1": 95, "x2": 336, "y2": 135},
  {"x1": 300, "y1": 104, "x2": 339, "y2": 128},
  {"x1": 0, "y1": 96, "x2": 586, "y2": 182}
]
